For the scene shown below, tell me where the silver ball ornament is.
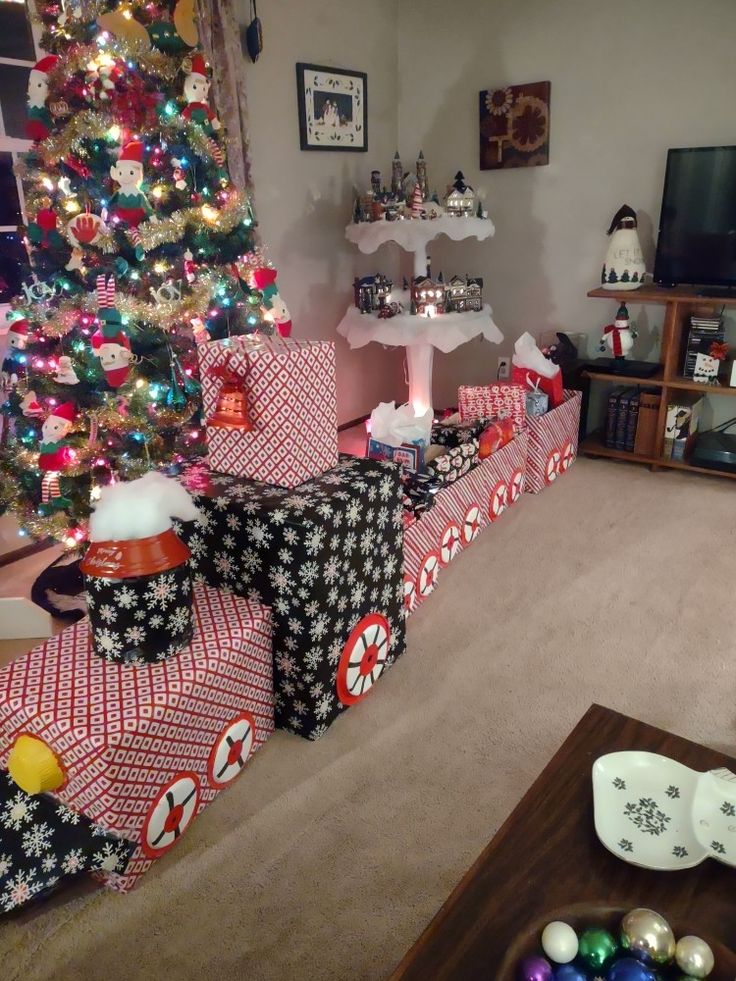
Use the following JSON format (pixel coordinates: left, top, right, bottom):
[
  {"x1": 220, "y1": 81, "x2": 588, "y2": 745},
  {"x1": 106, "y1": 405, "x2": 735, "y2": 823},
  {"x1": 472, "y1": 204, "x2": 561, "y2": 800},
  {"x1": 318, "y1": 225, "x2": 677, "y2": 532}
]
[
  {"x1": 675, "y1": 936, "x2": 714, "y2": 978},
  {"x1": 620, "y1": 908, "x2": 676, "y2": 965}
]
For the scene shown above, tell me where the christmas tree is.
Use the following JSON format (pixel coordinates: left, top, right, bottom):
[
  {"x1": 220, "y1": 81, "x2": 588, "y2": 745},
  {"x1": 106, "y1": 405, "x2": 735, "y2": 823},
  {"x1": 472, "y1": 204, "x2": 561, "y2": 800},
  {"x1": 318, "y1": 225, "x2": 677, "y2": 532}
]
[{"x1": 0, "y1": 0, "x2": 285, "y2": 548}]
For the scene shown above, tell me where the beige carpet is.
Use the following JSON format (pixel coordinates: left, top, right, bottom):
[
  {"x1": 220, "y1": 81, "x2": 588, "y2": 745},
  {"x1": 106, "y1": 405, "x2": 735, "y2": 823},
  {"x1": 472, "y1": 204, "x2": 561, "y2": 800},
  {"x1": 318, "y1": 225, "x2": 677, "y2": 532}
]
[{"x1": 1, "y1": 457, "x2": 735, "y2": 981}]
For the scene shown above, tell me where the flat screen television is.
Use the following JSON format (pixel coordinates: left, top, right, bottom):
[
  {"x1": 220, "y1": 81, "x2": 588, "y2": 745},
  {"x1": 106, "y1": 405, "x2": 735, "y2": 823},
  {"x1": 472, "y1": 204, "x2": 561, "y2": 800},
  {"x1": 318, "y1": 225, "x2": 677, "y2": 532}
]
[{"x1": 654, "y1": 145, "x2": 736, "y2": 290}]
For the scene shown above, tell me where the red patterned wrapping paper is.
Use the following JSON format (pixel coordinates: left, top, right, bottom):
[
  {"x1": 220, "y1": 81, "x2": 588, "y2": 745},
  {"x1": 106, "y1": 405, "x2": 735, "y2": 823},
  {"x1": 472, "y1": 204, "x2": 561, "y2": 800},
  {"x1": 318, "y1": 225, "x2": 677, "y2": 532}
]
[
  {"x1": 0, "y1": 584, "x2": 274, "y2": 892},
  {"x1": 199, "y1": 335, "x2": 339, "y2": 487},
  {"x1": 525, "y1": 390, "x2": 581, "y2": 494},
  {"x1": 403, "y1": 432, "x2": 529, "y2": 614},
  {"x1": 458, "y1": 383, "x2": 527, "y2": 433}
]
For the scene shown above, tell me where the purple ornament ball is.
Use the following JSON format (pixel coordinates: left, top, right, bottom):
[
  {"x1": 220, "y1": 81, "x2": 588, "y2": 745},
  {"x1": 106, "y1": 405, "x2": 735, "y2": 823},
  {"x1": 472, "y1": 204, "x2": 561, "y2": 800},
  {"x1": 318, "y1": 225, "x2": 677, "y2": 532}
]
[
  {"x1": 553, "y1": 966, "x2": 587, "y2": 981},
  {"x1": 517, "y1": 955, "x2": 553, "y2": 981},
  {"x1": 607, "y1": 957, "x2": 657, "y2": 981}
]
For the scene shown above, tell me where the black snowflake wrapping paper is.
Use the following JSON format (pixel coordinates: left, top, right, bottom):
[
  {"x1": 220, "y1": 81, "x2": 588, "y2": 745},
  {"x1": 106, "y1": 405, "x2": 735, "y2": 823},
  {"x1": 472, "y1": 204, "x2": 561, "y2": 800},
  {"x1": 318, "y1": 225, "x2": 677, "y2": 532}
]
[
  {"x1": 0, "y1": 771, "x2": 134, "y2": 915},
  {"x1": 430, "y1": 417, "x2": 492, "y2": 448},
  {"x1": 177, "y1": 456, "x2": 406, "y2": 740},
  {"x1": 85, "y1": 563, "x2": 194, "y2": 664}
]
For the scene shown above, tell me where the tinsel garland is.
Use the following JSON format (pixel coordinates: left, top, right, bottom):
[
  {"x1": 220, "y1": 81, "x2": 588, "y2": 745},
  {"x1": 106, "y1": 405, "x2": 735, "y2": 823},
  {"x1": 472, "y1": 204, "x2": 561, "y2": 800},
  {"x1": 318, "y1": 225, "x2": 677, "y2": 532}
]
[
  {"x1": 136, "y1": 194, "x2": 251, "y2": 251},
  {"x1": 42, "y1": 34, "x2": 184, "y2": 84}
]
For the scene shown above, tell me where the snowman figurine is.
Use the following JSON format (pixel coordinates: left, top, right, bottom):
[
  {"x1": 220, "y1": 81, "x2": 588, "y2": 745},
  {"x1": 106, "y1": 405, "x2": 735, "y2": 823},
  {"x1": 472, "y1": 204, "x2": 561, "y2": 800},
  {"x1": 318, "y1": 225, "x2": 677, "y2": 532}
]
[
  {"x1": 252, "y1": 267, "x2": 292, "y2": 338},
  {"x1": 109, "y1": 141, "x2": 153, "y2": 228},
  {"x1": 600, "y1": 303, "x2": 638, "y2": 360},
  {"x1": 182, "y1": 54, "x2": 220, "y2": 135},
  {"x1": 2, "y1": 317, "x2": 32, "y2": 388},
  {"x1": 38, "y1": 401, "x2": 76, "y2": 513},
  {"x1": 91, "y1": 276, "x2": 133, "y2": 387},
  {"x1": 26, "y1": 55, "x2": 59, "y2": 142},
  {"x1": 602, "y1": 204, "x2": 646, "y2": 289}
]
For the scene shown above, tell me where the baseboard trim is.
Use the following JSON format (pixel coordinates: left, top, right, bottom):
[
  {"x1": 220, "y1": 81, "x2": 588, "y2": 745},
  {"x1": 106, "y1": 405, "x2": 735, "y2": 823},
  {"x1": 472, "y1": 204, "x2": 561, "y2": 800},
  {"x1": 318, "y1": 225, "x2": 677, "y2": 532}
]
[{"x1": 0, "y1": 538, "x2": 54, "y2": 569}]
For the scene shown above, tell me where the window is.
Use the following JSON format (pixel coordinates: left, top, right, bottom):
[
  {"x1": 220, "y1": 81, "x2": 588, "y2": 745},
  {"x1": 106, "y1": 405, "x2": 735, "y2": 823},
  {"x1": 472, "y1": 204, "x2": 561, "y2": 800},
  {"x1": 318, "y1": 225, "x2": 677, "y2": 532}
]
[{"x1": 0, "y1": 0, "x2": 41, "y2": 308}]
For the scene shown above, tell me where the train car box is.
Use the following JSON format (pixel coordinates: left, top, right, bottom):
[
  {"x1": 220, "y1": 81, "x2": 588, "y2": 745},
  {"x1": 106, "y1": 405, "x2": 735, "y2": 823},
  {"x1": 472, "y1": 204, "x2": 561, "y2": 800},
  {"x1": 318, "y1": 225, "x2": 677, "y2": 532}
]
[{"x1": 525, "y1": 390, "x2": 582, "y2": 493}]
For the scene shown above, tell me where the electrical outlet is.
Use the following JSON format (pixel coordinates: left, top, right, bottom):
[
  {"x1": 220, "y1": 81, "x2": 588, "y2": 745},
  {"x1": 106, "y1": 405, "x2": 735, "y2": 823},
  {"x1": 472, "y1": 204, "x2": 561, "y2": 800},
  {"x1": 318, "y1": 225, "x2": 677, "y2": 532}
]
[{"x1": 497, "y1": 356, "x2": 511, "y2": 380}]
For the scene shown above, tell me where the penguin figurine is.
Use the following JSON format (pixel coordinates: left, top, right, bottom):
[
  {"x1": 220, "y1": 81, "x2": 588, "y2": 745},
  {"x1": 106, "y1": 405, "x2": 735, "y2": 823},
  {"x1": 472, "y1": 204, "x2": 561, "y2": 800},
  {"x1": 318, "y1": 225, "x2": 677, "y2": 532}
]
[{"x1": 602, "y1": 204, "x2": 646, "y2": 290}]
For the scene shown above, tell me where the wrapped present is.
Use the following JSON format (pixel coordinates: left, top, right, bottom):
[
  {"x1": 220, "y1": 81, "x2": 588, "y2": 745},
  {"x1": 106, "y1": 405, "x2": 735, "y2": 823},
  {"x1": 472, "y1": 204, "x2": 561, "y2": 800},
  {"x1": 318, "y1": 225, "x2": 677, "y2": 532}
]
[
  {"x1": 525, "y1": 390, "x2": 582, "y2": 493},
  {"x1": 478, "y1": 417, "x2": 515, "y2": 459},
  {"x1": 178, "y1": 456, "x2": 406, "y2": 740},
  {"x1": 199, "y1": 334, "x2": 338, "y2": 487},
  {"x1": 367, "y1": 437, "x2": 425, "y2": 472},
  {"x1": 426, "y1": 439, "x2": 479, "y2": 485},
  {"x1": 458, "y1": 384, "x2": 527, "y2": 433},
  {"x1": 430, "y1": 416, "x2": 493, "y2": 448},
  {"x1": 0, "y1": 584, "x2": 274, "y2": 904},
  {"x1": 525, "y1": 385, "x2": 549, "y2": 417},
  {"x1": 512, "y1": 365, "x2": 564, "y2": 409},
  {"x1": 403, "y1": 433, "x2": 529, "y2": 614},
  {"x1": 401, "y1": 469, "x2": 442, "y2": 523}
]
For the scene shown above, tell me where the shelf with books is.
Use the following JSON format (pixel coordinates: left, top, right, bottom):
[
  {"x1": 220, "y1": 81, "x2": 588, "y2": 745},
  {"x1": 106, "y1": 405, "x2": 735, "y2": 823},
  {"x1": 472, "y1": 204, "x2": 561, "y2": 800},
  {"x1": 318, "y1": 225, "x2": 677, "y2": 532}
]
[
  {"x1": 579, "y1": 431, "x2": 736, "y2": 480},
  {"x1": 582, "y1": 368, "x2": 664, "y2": 387}
]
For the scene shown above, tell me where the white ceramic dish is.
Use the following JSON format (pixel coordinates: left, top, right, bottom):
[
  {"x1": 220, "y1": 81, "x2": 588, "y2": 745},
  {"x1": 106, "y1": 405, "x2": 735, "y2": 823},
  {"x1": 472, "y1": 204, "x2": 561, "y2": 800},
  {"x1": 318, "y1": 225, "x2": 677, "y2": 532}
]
[{"x1": 592, "y1": 751, "x2": 736, "y2": 871}]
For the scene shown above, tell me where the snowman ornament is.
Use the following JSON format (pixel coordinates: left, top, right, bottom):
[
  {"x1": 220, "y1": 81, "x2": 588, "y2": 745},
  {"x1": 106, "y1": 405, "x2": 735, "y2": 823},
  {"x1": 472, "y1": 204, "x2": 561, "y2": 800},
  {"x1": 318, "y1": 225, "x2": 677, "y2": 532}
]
[
  {"x1": 600, "y1": 302, "x2": 638, "y2": 360},
  {"x1": 2, "y1": 317, "x2": 32, "y2": 389},
  {"x1": 26, "y1": 55, "x2": 59, "y2": 142},
  {"x1": 38, "y1": 401, "x2": 76, "y2": 513},
  {"x1": 182, "y1": 54, "x2": 220, "y2": 134}
]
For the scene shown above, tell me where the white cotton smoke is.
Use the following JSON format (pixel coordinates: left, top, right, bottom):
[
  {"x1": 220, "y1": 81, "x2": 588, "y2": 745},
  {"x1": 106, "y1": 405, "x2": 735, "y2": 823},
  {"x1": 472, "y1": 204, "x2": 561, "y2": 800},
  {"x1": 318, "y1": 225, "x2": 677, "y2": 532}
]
[{"x1": 88, "y1": 472, "x2": 200, "y2": 542}]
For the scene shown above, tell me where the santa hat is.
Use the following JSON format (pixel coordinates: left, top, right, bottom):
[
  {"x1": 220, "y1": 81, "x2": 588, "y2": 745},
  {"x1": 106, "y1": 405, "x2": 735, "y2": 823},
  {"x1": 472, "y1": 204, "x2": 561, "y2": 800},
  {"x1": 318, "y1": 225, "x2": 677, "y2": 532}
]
[
  {"x1": 49, "y1": 401, "x2": 76, "y2": 424},
  {"x1": 8, "y1": 318, "x2": 30, "y2": 338},
  {"x1": 118, "y1": 141, "x2": 143, "y2": 164},
  {"x1": 188, "y1": 54, "x2": 208, "y2": 79},
  {"x1": 252, "y1": 267, "x2": 278, "y2": 291},
  {"x1": 31, "y1": 55, "x2": 59, "y2": 77}
]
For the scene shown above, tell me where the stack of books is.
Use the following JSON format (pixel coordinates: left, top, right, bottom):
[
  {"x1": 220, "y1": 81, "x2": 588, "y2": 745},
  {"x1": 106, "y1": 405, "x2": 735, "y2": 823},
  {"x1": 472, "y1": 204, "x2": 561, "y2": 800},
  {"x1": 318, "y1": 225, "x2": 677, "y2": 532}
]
[
  {"x1": 684, "y1": 315, "x2": 724, "y2": 378},
  {"x1": 604, "y1": 387, "x2": 661, "y2": 455}
]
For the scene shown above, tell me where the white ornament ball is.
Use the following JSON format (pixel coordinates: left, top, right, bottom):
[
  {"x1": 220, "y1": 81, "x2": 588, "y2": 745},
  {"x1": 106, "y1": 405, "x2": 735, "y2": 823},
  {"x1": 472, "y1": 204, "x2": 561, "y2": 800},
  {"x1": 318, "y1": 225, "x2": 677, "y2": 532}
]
[
  {"x1": 541, "y1": 921, "x2": 578, "y2": 964},
  {"x1": 675, "y1": 936, "x2": 714, "y2": 978}
]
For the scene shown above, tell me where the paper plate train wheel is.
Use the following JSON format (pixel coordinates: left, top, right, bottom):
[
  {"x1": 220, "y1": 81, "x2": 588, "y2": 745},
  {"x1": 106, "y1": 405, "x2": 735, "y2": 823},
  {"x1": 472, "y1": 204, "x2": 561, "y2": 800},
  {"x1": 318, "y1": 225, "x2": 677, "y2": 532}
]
[
  {"x1": 545, "y1": 448, "x2": 561, "y2": 484},
  {"x1": 403, "y1": 574, "x2": 416, "y2": 612},
  {"x1": 561, "y1": 440, "x2": 574, "y2": 471},
  {"x1": 207, "y1": 712, "x2": 256, "y2": 788},
  {"x1": 462, "y1": 503, "x2": 482, "y2": 544},
  {"x1": 488, "y1": 481, "x2": 508, "y2": 521},
  {"x1": 439, "y1": 521, "x2": 462, "y2": 566},
  {"x1": 336, "y1": 613, "x2": 391, "y2": 705},
  {"x1": 508, "y1": 468, "x2": 524, "y2": 503},
  {"x1": 141, "y1": 772, "x2": 200, "y2": 858},
  {"x1": 416, "y1": 549, "x2": 440, "y2": 598}
]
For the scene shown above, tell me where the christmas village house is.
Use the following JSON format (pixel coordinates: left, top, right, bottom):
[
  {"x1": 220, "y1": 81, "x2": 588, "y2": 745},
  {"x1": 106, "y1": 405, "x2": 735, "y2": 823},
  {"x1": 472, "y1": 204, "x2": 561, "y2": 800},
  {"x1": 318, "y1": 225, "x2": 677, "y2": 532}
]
[
  {"x1": 410, "y1": 276, "x2": 447, "y2": 316},
  {"x1": 353, "y1": 274, "x2": 393, "y2": 313},
  {"x1": 446, "y1": 275, "x2": 483, "y2": 312}
]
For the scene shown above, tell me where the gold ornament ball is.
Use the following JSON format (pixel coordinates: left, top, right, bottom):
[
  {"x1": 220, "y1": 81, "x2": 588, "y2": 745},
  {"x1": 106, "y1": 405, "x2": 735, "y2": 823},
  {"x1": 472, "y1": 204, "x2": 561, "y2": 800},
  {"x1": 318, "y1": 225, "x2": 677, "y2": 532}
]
[
  {"x1": 675, "y1": 936, "x2": 714, "y2": 978},
  {"x1": 620, "y1": 908, "x2": 676, "y2": 965}
]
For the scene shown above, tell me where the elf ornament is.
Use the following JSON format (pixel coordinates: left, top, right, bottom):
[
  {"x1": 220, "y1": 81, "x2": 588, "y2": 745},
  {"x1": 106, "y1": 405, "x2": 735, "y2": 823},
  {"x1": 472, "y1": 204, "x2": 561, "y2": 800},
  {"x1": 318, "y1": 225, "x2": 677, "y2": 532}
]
[
  {"x1": 2, "y1": 317, "x2": 32, "y2": 388},
  {"x1": 602, "y1": 204, "x2": 646, "y2": 289},
  {"x1": 109, "y1": 141, "x2": 153, "y2": 228},
  {"x1": 38, "y1": 402, "x2": 76, "y2": 513},
  {"x1": 600, "y1": 303, "x2": 638, "y2": 359},
  {"x1": 91, "y1": 276, "x2": 133, "y2": 387},
  {"x1": 252, "y1": 267, "x2": 292, "y2": 337},
  {"x1": 181, "y1": 54, "x2": 220, "y2": 134},
  {"x1": 26, "y1": 55, "x2": 59, "y2": 141}
]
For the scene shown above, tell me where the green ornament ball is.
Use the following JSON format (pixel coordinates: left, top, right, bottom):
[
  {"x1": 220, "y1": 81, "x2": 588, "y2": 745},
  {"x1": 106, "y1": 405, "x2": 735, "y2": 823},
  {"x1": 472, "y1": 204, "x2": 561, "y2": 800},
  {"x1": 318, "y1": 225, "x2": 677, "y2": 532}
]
[{"x1": 578, "y1": 927, "x2": 619, "y2": 970}]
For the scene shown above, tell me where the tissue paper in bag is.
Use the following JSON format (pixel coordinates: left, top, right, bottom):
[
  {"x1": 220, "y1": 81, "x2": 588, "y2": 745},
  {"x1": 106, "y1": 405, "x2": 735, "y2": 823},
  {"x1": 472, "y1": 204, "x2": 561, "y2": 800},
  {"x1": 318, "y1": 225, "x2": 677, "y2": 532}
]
[{"x1": 511, "y1": 332, "x2": 564, "y2": 408}]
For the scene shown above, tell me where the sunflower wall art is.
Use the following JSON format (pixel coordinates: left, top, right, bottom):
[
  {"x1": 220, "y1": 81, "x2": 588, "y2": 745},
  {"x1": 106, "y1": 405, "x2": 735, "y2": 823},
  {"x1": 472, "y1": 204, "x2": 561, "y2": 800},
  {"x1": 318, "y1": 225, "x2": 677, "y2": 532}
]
[{"x1": 479, "y1": 81, "x2": 550, "y2": 170}]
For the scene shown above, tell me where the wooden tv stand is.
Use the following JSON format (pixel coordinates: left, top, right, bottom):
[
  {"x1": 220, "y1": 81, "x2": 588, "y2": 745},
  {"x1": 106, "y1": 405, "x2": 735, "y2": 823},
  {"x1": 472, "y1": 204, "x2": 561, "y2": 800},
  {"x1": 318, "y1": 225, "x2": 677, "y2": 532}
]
[{"x1": 580, "y1": 284, "x2": 736, "y2": 480}]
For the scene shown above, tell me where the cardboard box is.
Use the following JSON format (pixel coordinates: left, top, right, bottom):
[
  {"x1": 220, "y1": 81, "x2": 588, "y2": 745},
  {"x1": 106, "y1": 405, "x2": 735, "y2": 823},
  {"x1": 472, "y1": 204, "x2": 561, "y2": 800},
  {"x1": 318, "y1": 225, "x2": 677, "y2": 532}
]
[{"x1": 525, "y1": 390, "x2": 582, "y2": 493}]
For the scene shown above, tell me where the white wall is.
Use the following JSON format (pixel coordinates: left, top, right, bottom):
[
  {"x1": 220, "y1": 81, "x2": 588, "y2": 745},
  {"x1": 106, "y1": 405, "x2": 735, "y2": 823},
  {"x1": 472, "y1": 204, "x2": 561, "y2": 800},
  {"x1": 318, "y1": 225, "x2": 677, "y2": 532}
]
[
  {"x1": 398, "y1": 0, "x2": 736, "y2": 411},
  {"x1": 235, "y1": 0, "x2": 406, "y2": 424}
]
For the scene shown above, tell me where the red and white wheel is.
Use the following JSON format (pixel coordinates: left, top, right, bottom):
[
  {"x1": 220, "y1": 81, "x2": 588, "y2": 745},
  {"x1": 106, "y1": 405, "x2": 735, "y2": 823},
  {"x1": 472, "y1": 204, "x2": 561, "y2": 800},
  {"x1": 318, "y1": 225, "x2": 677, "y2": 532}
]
[
  {"x1": 488, "y1": 481, "x2": 508, "y2": 521},
  {"x1": 336, "y1": 613, "x2": 391, "y2": 705},
  {"x1": 439, "y1": 521, "x2": 462, "y2": 566},
  {"x1": 403, "y1": 574, "x2": 416, "y2": 612},
  {"x1": 462, "y1": 504, "x2": 482, "y2": 544},
  {"x1": 561, "y1": 440, "x2": 574, "y2": 471},
  {"x1": 545, "y1": 448, "x2": 562, "y2": 484},
  {"x1": 207, "y1": 712, "x2": 256, "y2": 789},
  {"x1": 141, "y1": 772, "x2": 200, "y2": 858},
  {"x1": 416, "y1": 550, "x2": 440, "y2": 598},
  {"x1": 508, "y1": 468, "x2": 524, "y2": 503}
]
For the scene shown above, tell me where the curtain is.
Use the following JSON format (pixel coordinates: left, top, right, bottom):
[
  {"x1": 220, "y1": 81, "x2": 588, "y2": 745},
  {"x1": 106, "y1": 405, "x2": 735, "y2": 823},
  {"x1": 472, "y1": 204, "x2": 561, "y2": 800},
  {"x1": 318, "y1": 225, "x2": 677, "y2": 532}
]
[{"x1": 196, "y1": 0, "x2": 256, "y2": 215}]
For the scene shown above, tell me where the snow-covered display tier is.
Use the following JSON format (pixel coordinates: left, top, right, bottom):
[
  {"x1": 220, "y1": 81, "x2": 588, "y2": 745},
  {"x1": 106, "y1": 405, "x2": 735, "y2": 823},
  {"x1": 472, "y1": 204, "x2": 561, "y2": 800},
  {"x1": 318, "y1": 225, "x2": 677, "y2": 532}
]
[
  {"x1": 345, "y1": 216, "x2": 495, "y2": 277},
  {"x1": 340, "y1": 216, "x2": 502, "y2": 412}
]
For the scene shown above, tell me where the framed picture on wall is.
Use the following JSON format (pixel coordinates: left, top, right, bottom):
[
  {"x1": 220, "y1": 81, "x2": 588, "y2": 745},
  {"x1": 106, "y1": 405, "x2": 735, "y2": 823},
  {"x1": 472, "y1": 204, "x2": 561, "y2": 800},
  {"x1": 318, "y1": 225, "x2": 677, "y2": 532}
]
[
  {"x1": 296, "y1": 63, "x2": 367, "y2": 152},
  {"x1": 479, "y1": 81, "x2": 550, "y2": 170}
]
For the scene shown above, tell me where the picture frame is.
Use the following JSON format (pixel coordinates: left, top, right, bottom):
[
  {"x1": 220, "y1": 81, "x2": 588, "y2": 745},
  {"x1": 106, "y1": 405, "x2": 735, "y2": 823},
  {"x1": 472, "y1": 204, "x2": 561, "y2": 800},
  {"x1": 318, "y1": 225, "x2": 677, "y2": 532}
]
[
  {"x1": 296, "y1": 62, "x2": 367, "y2": 152},
  {"x1": 479, "y1": 81, "x2": 550, "y2": 170}
]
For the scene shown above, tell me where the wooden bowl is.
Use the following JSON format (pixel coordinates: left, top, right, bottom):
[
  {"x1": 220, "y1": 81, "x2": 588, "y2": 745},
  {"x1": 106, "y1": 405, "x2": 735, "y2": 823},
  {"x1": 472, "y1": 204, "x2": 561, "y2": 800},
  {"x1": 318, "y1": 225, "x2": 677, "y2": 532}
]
[{"x1": 497, "y1": 903, "x2": 736, "y2": 980}]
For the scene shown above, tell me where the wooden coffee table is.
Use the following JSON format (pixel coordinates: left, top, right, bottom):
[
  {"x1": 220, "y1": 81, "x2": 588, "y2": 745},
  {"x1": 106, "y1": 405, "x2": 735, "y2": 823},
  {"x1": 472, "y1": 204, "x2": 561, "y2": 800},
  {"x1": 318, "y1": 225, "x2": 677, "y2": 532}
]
[{"x1": 390, "y1": 704, "x2": 736, "y2": 979}]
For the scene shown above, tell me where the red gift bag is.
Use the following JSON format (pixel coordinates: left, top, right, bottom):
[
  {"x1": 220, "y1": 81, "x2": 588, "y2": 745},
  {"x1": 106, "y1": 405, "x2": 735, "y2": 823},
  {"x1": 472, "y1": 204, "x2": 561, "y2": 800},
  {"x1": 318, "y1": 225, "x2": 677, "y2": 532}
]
[{"x1": 511, "y1": 365, "x2": 564, "y2": 408}]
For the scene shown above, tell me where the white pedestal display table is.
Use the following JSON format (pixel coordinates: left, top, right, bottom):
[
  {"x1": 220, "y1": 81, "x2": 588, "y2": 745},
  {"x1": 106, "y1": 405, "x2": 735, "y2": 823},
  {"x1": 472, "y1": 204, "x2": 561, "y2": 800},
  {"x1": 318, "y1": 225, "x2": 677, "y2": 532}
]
[{"x1": 337, "y1": 216, "x2": 503, "y2": 413}]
